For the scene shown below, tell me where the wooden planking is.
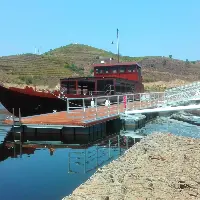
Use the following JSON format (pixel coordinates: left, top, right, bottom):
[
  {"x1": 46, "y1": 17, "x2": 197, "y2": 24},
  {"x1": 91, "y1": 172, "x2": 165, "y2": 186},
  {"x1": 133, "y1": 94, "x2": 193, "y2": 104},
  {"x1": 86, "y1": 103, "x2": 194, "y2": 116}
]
[{"x1": 4, "y1": 101, "x2": 157, "y2": 127}]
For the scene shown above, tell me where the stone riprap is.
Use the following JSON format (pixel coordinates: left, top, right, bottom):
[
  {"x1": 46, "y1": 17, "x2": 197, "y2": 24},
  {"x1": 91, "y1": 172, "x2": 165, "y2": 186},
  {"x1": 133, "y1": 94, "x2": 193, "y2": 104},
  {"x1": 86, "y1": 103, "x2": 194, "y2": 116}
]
[{"x1": 63, "y1": 132, "x2": 200, "y2": 200}]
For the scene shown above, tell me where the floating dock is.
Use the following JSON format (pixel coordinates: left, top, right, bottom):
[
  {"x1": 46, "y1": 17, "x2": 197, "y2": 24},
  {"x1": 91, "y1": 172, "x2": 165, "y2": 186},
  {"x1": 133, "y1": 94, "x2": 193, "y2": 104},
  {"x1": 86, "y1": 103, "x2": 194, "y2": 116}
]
[{"x1": 3, "y1": 93, "x2": 165, "y2": 143}]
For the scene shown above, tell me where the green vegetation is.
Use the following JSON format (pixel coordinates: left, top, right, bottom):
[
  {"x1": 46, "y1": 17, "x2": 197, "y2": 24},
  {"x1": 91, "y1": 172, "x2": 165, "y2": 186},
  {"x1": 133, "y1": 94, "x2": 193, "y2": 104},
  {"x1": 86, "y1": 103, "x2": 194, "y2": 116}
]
[
  {"x1": 19, "y1": 76, "x2": 33, "y2": 85},
  {"x1": 0, "y1": 43, "x2": 200, "y2": 88},
  {"x1": 90, "y1": 68, "x2": 94, "y2": 75},
  {"x1": 64, "y1": 63, "x2": 84, "y2": 73}
]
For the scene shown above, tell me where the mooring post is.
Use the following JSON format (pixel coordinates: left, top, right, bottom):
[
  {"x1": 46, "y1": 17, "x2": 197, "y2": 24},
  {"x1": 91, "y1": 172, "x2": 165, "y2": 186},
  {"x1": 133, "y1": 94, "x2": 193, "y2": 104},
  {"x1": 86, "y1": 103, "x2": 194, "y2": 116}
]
[
  {"x1": 108, "y1": 139, "x2": 111, "y2": 158},
  {"x1": 139, "y1": 93, "x2": 141, "y2": 109}
]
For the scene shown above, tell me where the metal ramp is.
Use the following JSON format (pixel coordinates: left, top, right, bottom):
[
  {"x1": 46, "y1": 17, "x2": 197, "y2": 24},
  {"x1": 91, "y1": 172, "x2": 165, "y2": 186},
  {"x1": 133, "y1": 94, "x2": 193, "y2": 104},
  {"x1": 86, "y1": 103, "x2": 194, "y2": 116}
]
[
  {"x1": 125, "y1": 82, "x2": 200, "y2": 115},
  {"x1": 164, "y1": 82, "x2": 200, "y2": 106}
]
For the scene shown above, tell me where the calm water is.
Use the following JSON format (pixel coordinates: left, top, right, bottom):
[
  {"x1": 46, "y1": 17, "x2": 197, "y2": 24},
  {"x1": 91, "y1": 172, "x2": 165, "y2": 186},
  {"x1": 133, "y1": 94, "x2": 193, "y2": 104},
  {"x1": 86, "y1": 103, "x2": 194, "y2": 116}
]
[
  {"x1": 0, "y1": 104, "x2": 126, "y2": 200},
  {"x1": 0, "y1": 144, "x2": 123, "y2": 200},
  {"x1": 1, "y1": 104, "x2": 200, "y2": 200}
]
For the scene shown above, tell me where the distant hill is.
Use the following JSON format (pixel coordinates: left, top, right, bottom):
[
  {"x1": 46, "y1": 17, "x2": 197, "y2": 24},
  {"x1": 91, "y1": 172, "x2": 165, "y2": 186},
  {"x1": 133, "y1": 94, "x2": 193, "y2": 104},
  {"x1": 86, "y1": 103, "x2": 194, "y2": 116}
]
[{"x1": 0, "y1": 44, "x2": 199, "y2": 90}]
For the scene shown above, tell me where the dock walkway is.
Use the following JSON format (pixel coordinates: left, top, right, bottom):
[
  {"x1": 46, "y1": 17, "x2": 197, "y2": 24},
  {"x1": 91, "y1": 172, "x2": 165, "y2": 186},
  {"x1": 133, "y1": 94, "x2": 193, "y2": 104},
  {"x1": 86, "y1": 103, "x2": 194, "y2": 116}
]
[
  {"x1": 4, "y1": 81, "x2": 200, "y2": 128},
  {"x1": 4, "y1": 93, "x2": 163, "y2": 127}
]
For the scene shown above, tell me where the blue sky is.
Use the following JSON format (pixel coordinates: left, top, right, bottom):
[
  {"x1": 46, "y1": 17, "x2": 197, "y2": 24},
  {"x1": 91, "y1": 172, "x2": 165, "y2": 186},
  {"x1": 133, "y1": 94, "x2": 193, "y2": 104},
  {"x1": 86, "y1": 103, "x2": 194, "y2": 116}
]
[{"x1": 0, "y1": 0, "x2": 199, "y2": 60}]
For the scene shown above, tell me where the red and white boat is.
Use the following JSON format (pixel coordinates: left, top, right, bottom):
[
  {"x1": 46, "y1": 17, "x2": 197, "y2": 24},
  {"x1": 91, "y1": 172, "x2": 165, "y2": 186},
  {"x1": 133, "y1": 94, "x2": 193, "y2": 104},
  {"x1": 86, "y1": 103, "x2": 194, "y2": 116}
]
[{"x1": 0, "y1": 61, "x2": 144, "y2": 117}]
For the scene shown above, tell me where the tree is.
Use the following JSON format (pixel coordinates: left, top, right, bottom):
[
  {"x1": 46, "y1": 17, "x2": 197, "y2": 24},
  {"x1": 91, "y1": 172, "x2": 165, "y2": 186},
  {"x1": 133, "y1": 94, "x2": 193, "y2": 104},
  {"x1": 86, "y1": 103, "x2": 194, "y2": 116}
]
[
  {"x1": 169, "y1": 55, "x2": 172, "y2": 59},
  {"x1": 185, "y1": 59, "x2": 190, "y2": 67}
]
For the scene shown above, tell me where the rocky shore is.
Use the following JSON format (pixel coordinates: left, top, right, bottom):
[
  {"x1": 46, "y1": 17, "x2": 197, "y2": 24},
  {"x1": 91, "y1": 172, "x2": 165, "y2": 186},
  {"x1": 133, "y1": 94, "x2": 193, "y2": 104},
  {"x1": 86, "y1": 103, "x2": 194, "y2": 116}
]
[{"x1": 63, "y1": 132, "x2": 200, "y2": 200}]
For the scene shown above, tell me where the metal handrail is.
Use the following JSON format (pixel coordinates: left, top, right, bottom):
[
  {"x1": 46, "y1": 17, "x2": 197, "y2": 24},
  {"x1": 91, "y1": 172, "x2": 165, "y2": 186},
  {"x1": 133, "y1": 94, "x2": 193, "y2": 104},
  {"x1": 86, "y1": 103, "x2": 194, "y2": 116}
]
[
  {"x1": 65, "y1": 92, "x2": 167, "y2": 121},
  {"x1": 66, "y1": 92, "x2": 165, "y2": 101},
  {"x1": 62, "y1": 85, "x2": 200, "y2": 120}
]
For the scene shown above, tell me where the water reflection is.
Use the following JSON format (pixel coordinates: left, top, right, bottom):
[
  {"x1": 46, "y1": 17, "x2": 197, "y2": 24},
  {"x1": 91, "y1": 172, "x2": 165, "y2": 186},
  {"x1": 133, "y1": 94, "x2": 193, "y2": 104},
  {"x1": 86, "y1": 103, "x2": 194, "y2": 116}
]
[
  {"x1": 2, "y1": 108, "x2": 200, "y2": 200},
  {"x1": 0, "y1": 128, "x2": 136, "y2": 171},
  {"x1": 0, "y1": 126, "x2": 137, "y2": 200}
]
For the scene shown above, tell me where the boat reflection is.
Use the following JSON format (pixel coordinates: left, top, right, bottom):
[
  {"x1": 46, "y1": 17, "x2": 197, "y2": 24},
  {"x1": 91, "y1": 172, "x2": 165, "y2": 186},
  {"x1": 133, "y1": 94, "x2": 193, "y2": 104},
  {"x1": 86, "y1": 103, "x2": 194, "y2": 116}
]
[{"x1": 0, "y1": 130, "x2": 140, "y2": 173}]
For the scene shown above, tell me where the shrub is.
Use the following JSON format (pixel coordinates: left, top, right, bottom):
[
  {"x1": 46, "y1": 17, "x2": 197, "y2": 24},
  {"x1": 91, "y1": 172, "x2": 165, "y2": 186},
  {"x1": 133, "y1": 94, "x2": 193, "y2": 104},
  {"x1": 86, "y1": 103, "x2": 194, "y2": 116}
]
[
  {"x1": 19, "y1": 76, "x2": 33, "y2": 85},
  {"x1": 185, "y1": 59, "x2": 190, "y2": 67},
  {"x1": 64, "y1": 63, "x2": 84, "y2": 73},
  {"x1": 90, "y1": 69, "x2": 94, "y2": 75},
  {"x1": 25, "y1": 77, "x2": 33, "y2": 85}
]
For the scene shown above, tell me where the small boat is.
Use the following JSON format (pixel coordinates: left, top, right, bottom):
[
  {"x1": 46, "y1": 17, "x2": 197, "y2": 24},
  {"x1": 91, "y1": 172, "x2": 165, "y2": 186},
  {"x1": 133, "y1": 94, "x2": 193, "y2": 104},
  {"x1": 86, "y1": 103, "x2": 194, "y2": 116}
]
[{"x1": 0, "y1": 61, "x2": 144, "y2": 117}]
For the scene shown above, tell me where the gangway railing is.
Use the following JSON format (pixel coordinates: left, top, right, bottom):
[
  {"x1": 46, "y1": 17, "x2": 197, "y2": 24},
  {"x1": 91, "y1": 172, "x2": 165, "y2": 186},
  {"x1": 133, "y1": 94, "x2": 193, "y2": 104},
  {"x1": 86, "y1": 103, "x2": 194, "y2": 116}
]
[
  {"x1": 66, "y1": 92, "x2": 165, "y2": 121},
  {"x1": 65, "y1": 85, "x2": 200, "y2": 120}
]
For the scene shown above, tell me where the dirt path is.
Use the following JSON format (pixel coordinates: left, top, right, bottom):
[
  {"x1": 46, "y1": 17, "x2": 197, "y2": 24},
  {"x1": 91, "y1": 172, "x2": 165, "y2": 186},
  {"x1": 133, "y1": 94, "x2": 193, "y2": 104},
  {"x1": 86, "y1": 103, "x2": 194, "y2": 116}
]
[{"x1": 62, "y1": 133, "x2": 200, "y2": 200}]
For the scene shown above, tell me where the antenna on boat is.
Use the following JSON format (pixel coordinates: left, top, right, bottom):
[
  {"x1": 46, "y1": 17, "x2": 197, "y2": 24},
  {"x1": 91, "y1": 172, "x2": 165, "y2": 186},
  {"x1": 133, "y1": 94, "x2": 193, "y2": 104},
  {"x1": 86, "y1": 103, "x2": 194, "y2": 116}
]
[{"x1": 117, "y1": 28, "x2": 119, "y2": 63}]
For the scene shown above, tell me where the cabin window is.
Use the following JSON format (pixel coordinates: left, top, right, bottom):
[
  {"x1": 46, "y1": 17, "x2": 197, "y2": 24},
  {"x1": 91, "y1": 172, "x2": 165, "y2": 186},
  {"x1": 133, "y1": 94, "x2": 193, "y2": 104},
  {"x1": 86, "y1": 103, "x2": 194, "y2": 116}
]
[
  {"x1": 119, "y1": 67, "x2": 126, "y2": 73},
  {"x1": 127, "y1": 66, "x2": 136, "y2": 73},
  {"x1": 112, "y1": 68, "x2": 118, "y2": 73},
  {"x1": 95, "y1": 68, "x2": 99, "y2": 74},
  {"x1": 99, "y1": 69, "x2": 104, "y2": 74},
  {"x1": 105, "y1": 68, "x2": 109, "y2": 74}
]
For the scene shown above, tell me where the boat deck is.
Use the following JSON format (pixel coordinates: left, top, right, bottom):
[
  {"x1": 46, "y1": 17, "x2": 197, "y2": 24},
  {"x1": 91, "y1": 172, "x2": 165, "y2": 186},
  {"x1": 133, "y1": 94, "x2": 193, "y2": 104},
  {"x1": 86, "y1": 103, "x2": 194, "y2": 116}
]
[
  {"x1": 4, "y1": 100, "x2": 154, "y2": 128},
  {"x1": 4, "y1": 104, "x2": 125, "y2": 128}
]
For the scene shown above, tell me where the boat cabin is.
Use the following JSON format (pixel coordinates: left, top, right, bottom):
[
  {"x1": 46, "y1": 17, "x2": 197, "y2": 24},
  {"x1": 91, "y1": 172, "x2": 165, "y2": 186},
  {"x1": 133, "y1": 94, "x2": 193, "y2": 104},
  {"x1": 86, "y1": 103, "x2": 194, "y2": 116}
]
[
  {"x1": 93, "y1": 62, "x2": 142, "y2": 82},
  {"x1": 60, "y1": 62, "x2": 144, "y2": 96}
]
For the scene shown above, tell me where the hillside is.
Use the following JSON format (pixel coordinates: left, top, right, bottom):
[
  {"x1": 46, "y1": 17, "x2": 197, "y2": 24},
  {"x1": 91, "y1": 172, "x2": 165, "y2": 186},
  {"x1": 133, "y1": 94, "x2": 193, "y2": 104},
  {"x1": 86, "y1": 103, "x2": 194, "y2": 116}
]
[{"x1": 0, "y1": 44, "x2": 199, "y2": 91}]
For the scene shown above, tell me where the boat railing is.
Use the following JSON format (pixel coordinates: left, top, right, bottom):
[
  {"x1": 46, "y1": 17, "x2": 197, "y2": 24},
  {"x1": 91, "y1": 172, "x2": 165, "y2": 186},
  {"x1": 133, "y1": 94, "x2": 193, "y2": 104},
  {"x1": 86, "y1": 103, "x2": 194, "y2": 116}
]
[
  {"x1": 66, "y1": 92, "x2": 166, "y2": 120},
  {"x1": 61, "y1": 90, "x2": 108, "y2": 96}
]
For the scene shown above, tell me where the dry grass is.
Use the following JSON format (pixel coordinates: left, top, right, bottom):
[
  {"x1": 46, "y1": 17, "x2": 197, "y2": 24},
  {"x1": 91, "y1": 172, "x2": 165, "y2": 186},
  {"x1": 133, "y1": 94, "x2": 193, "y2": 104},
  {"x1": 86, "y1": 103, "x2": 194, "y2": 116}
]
[{"x1": 0, "y1": 44, "x2": 199, "y2": 89}]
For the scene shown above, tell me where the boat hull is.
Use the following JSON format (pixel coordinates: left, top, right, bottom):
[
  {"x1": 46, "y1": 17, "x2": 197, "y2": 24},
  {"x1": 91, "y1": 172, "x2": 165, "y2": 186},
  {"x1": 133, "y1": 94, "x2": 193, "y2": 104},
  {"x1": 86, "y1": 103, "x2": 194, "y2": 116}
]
[{"x1": 0, "y1": 85, "x2": 67, "y2": 117}]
